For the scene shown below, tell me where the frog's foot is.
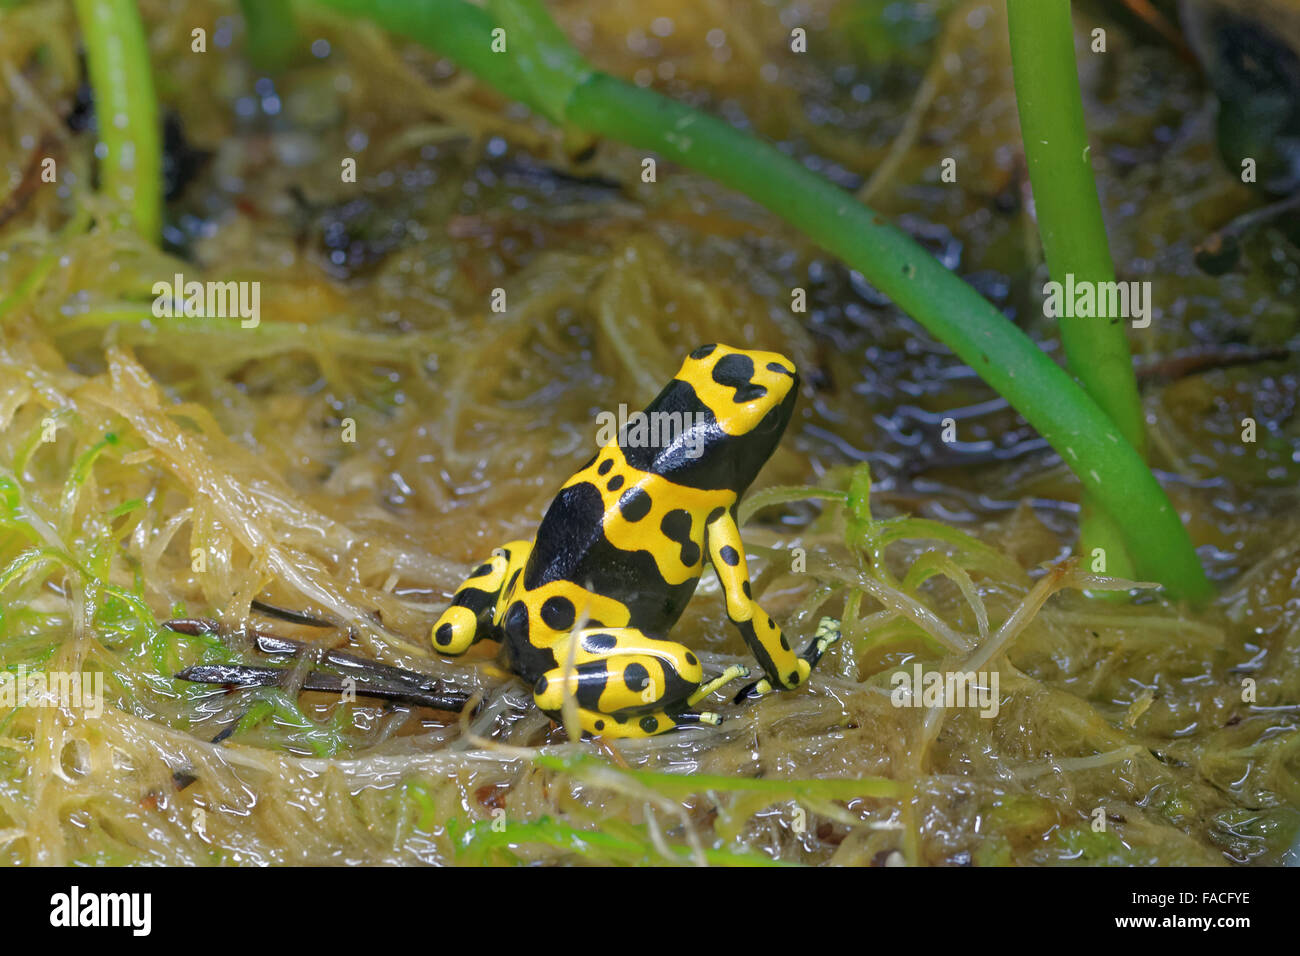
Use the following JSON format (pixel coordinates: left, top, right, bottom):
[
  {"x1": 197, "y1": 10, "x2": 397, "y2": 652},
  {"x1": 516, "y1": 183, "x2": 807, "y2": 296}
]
[
  {"x1": 733, "y1": 616, "x2": 841, "y2": 704},
  {"x1": 687, "y1": 664, "x2": 750, "y2": 706},
  {"x1": 801, "y1": 616, "x2": 843, "y2": 669},
  {"x1": 732, "y1": 677, "x2": 774, "y2": 704}
]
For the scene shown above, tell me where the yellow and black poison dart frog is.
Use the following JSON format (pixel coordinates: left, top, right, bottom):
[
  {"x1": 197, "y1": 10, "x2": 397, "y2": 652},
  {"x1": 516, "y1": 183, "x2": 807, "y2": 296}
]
[
  {"x1": 428, "y1": 343, "x2": 842, "y2": 738},
  {"x1": 172, "y1": 343, "x2": 841, "y2": 739}
]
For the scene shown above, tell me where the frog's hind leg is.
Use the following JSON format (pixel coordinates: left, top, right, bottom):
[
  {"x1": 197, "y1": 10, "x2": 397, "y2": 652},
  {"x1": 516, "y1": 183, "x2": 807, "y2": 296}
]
[
  {"x1": 430, "y1": 539, "x2": 532, "y2": 655},
  {"x1": 569, "y1": 702, "x2": 722, "y2": 740},
  {"x1": 532, "y1": 627, "x2": 749, "y2": 738}
]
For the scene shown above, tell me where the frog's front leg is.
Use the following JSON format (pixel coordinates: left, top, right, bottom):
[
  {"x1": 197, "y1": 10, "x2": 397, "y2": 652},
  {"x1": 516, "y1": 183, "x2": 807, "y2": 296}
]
[
  {"x1": 429, "y1": 539, "x2": 532, "y2": 655},
  {"x1": 531, "y1": 628, "x2": 749, "y2": 738},
  {"x1": 705, "y1": 508, "x2": 841, "y2": 699}
]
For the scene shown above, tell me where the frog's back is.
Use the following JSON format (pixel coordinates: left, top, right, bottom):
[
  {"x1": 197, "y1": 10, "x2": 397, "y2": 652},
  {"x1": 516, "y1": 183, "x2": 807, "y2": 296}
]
[
  {"x1": 523, "y1": 453, "x2": 731, "y2": 637},
  {"x1": 520, "y1": 345, "x2": 797, "y2": 639}
]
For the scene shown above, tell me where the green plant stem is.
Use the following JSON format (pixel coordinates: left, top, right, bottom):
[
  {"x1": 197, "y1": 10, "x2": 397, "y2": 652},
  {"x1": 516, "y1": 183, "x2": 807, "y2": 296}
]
[
  {"x1": 73, "y1": 0, "x2": 161, "y2": 242},
  {"x1": 309, "y1": 0, "x2": 1211, "y2": 602},
  {"x1": 1007, "y1": 0, "x2": 1143, "y2": 581},
  {"x1": 315, "y1": 0, "x2": 533, "y2": 105},
  {"x1": 240, "y1": 0, "x2": 301, "y2": 72}
]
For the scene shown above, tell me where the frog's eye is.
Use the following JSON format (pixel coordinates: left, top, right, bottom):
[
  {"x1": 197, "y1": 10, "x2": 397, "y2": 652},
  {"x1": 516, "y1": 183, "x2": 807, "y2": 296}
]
[{"x1": 690, "y1": 343, "x2": 718, "y2": 360}]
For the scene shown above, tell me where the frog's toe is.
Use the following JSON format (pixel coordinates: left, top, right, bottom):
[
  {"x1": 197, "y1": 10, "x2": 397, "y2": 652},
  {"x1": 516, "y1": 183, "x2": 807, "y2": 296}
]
[
  {"x1": 814, "y1": 615, "x2": 842, "y2": 650},
  {"x1": 733, "y1": 676, "x2": 774, "y2": 704},
  {"x1": 687, "y1": 663, "x2": 751, "y2": 706}
]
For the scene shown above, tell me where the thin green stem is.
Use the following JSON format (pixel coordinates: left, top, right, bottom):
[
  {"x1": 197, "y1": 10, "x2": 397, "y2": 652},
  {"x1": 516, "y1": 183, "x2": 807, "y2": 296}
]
[
  {"x1": 313, "y1": 0, "x2": 535, "y2": 106},
  {"x1": 308, "y1": 0, "x2": 1211, "y2": 601},
  {"x1": 240, "y1": 0, "x2": 301, "y2": 72},
  {"x1": 1007, "y1": 0, "x2": 1144, "y2": 581},
  {"x1": 73, "y1": 0, "x2": 161, "y2": 241}
]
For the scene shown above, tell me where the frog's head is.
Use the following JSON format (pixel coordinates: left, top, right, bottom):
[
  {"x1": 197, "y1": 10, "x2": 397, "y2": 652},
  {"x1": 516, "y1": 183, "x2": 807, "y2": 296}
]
[{"x1": 628, "y1": 343, "x2": 799, "y2": 494}]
